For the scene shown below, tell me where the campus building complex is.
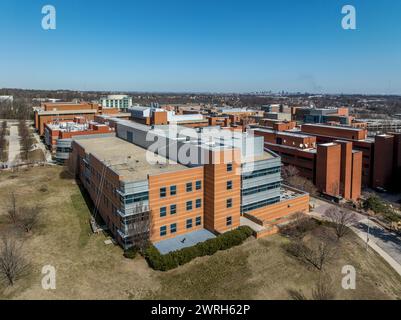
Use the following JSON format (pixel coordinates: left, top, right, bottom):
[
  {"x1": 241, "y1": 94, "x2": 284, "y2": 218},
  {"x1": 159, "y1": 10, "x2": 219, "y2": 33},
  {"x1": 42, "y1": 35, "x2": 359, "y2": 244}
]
[
  {"x1": 68, "y1": 121, "x2": 309, "y2": 251},
  {"x1": 252, "y1": 120, "x2": 401, "y2": 196}
]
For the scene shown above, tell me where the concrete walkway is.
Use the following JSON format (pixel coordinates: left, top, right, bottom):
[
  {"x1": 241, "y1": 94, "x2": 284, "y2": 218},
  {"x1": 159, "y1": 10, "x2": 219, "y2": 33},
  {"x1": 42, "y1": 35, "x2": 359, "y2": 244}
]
[
  {"x1": 7, "y1": 123, "x2": 21, "y2": 167},
  {"x1": 32, "y1": 131, "x2": 52, "y2": 162},
  {"x1": 310, "y1": 198, "x2": 401, "y2": 277}
]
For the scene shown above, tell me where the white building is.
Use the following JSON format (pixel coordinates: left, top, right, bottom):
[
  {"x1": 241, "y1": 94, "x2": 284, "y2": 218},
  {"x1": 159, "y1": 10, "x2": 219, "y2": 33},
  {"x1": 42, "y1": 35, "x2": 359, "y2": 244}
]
[
  {"x1": 0, "y1": 95, "x2": 13, "y2": 103},
  {"x1": 100, "y1": 95, "x2": 132, "y2": 109}
]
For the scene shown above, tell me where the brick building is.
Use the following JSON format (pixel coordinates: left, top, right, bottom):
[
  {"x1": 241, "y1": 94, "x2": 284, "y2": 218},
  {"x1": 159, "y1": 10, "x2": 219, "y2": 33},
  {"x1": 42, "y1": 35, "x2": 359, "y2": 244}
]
[
  {"x1": 69, "y1": 122, "x2": 309, "y2": 251},
  {"x1": 252, "y1": 127, "x2": 362, "y2": 200},
  {"x1": 300, "y1": 124, "x2": 401, "y2": 190}
]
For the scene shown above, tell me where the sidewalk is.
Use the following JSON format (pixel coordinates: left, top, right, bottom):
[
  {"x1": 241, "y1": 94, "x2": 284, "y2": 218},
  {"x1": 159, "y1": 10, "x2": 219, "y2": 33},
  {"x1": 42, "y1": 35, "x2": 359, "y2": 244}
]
[
  {"x1": 351, "y1": 223, "x2": 401, "y2": 277},
  {"x1": 309, "y1": 198, "x2": 401, "y2": 277},
  {"x1": 7, "y1": 123, "x2": 21, "y2": 167}
]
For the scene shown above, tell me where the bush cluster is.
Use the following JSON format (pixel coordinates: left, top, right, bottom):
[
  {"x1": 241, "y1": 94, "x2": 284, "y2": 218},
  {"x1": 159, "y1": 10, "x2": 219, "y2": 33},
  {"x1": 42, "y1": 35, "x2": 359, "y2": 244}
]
[
  {"x1": 144, "y1": 226, "x2": 253, "y2": 271},
  {"x1": 123, "y1": 247, "x2": 138, "y2": 259},
  {"x1": 364, "y1": 195, "x2": 400, "y2": 223}
]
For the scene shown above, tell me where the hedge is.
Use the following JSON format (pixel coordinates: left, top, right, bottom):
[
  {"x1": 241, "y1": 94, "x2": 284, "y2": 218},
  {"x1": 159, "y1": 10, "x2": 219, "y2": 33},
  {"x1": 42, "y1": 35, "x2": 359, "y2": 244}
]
[
  {"x1": 144, "y1": 226, "x2": 254, "y2": 271},
  {"x1": 123, "y1": 247, "x2": 138, "y2": 259}
]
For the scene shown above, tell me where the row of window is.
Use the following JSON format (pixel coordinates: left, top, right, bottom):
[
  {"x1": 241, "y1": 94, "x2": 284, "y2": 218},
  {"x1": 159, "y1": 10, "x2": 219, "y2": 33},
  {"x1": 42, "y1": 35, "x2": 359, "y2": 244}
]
[
  {"x1": 160, "y1": 199, "x2": 202, "y2": 217},
  {"x1": 122, "y1": 191, "x2": 149, "y2": 205},
  {"x1": 241, "y1": 182, "x2": 281, "y2": 196},
  {"x1": 160, "y1": 217, "x2": 202, "y2": 236},
  {"x1": 242, "y1": 167, "x2": 281, "y2": 180},
  {"x1": 159, "y1": 216, "x2": 233, "y2": 237},
  {"x1": 241, "y1": 196, "x2": 281, "y2": 213},
  {"x1": 160, "y1": 181, "x2": 202, "y2": 198}
]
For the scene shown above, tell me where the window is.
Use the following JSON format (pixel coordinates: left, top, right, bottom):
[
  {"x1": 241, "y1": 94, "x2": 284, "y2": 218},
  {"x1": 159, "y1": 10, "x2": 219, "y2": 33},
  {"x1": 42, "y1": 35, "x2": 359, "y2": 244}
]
[
  {"x1": 196, "y1": 198, "x2": 202, "y2": 208},
  {"x1": 226, "y1": 198, "x2": 233, "y2": 208},
  {"x1": 186, "y1": 182, "x2": 193, "y2": 192},
  {"x1": 160, "y1": 207, "x2": 167, "y2": 217},
  {"x1": 170, "y1": 204, "x2": 177, "y2": 215},
  {"x1": 195, "y1": 180, "x2": 202, "y2": 190},
  {"x1": 196, "y1": 216, "x2": 201, "y2": 226},
  {"x1": 186, "y1": 219, "x2": 193, "y2": 229},
  {"x1": 242, "y1": 167, "x2": 281, "y2": 180},
  {"x1": 241, "y1": 182, "x2": 281, "y2": 196},
  {"x1": 241, "y1": 196, "x2": 281, "y2": 213},
  {"x1": 227, "y1": 163, "x2": 233, "y2": 172},
  {"x1": 226, "y1": 216, "x2": 232, "y2": 226},
  {"x1": 186, "y1": 201, "x2": 193, "y2": 211},
  {"x1": 123, "y1": 191, "x2": 149, "y2": 204},
  {"x1": 170, "y1": 223, "x2": 177, "y2": 234},
  {"x1": 170, "y1": 185, "x2": 177, "y2": 196},
  {"x1": 160, "y1": 226, "x2": 167, "y2": 237},
  {"x1": 227, "y1": 180, "x2": 233, "y2": 190},
  {"x1": 160, "y1": 187, "x2": 166, "y2": 198},
  {"x1": 127, "y1": 131, "x2": 133, "y2": 142}
]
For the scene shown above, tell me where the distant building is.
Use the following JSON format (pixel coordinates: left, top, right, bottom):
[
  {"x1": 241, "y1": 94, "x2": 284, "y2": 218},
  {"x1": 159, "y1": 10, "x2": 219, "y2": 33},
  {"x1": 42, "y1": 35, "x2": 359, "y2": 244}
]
[
  {"x1": 299, "y1": 124, "x2": 401, "y2": 191},
  {"x1": 100, "y1": 95, "x2": 132, "y2": 109},
  {"x1": 44, "y1": 117, "x2": 114, "y2": 153},
  {"x1": 293, "y1": 106, "x2": 351, "y2": 124},
  {"x1": 252, "y1": 126, "x2": 363, "y2": 201},
  {"x1": 263, "y1": 112, "x2": 292, "y2": 122},
  {"x1": 0, "y1": 95, "x2": 13, "y2": 103}
]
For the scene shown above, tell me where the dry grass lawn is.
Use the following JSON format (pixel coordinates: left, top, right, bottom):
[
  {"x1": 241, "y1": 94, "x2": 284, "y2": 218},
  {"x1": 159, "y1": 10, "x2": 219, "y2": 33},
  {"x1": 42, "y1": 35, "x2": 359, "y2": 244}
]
[{"x1": 0, "y1": 166, "x2": 400, "y2": 300}]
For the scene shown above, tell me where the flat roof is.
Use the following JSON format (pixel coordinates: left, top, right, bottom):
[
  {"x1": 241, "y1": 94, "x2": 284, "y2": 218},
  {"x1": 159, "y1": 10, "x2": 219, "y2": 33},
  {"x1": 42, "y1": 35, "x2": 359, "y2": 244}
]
[
  {"x1": 264, "y1": 142, "x2": 317, "y2": 153},
  {"x1": 37, "y1": 109, "x2": 97, "y2": 115},
  {"x1": 319, "y1": 142, "x2": 337, "y2": 147},
  {"x1": 253, "y1": 128, "x2": 312, "y2": 139},
  {"x1": 242, "y1": 151, "x2": 275, "y2": 163},
  {"x1": 75, "y1": 136, "x2": 187, "y2": 181},
  {"x1": 154, "y1": 229, "x2": 216, "y2": 254},
  {"x1": 302, "y1": 123, "x2": 364, "y2": 132}
]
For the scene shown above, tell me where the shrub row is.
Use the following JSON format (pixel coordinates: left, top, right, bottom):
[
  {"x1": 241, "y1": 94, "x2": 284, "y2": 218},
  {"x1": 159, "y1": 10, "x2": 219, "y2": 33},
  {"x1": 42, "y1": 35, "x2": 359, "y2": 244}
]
[
  {"x1": 123, "y1": 247, "x2": 139, "y2": 259},
  {"x1": 144, "y1": 226, "x2": 254, "y2": 271}
]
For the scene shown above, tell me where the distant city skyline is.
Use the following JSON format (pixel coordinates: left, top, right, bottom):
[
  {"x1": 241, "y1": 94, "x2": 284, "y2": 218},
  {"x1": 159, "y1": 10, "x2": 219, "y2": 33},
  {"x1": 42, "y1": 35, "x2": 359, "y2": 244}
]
[{"x1": 1, "y1": 0, "x2": 401, "y2": 94}]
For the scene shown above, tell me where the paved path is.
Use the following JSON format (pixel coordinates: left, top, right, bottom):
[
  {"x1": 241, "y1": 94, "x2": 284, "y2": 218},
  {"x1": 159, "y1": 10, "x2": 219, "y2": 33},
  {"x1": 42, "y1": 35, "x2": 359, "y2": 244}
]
[
  {"x1": 7, "y1": 123, "x2": 21, "y2": 167},
  {"x1": 32, "y1": 131, "x2": 52, "y2": 162},
  {"x1": 310, "y1": 198, "x2": 401, "y2": 277}
]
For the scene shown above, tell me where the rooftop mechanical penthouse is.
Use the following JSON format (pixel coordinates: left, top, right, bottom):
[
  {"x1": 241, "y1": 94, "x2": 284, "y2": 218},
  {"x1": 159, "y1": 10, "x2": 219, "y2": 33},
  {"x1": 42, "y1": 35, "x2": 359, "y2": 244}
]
[{"x1": 68, "y1": 121, "x2": 309, "y2": 251}]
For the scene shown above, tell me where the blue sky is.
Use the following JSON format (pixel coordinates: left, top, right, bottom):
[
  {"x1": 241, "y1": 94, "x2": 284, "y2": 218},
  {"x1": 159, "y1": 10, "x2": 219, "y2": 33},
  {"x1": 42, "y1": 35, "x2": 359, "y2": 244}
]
[{"x1": 0, "y1": 0, "x2": 401, "y2": 93}]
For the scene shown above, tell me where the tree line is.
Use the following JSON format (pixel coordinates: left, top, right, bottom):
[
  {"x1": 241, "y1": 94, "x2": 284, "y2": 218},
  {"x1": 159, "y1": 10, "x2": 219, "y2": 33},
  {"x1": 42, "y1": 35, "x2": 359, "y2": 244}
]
[
  {"x1": 0, "y1": 121, "x2": 7, "y2": 162},
  {"x1": 18, "y1": 119, "x2": 34, "y2": 161}
]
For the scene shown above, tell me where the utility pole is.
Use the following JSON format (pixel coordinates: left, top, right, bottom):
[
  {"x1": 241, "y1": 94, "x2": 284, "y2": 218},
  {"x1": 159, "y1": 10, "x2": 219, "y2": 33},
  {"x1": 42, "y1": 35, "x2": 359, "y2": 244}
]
[{"x1": 366, "y1": 220, "x2": 370, "y2": 251}]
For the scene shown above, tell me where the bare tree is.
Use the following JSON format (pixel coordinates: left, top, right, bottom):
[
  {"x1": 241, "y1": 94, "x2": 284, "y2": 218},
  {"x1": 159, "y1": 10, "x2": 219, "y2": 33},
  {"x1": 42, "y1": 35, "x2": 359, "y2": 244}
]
[
  {"x1": 7, "y1": 192, "x2": 19, "y2": 225},
  {"x1": 18, "y1": 206, "x2": 41, "y2": 233},
  {"x1": 0, "y1": 236, "x2": 30, "y2": 286},
  {"x1": 325, "y1": 206, "x2": 355, "y2": 239},
  {"x1": 313, "y1": 239, "x2": 335, "y2": 271},
  {"x1": 289, "y1": 276, "x2": 335, "y2": 300},
  {"x1": 311, "y1": 276, "x2": 335, "y2": 300},
  {"x1": 287, "y1": 289, "x2": 308, "y2": 300},
  {"x1": 18, "y1": 119, "x2": 34, "y2": 161},
  {"x1": 286, "y1": 231, "x2": 336, "y2": 271},
  {"x1": 280, "y1": 212, "x2": 316, "y2": 239},
  {"x1": 281, "y1": 165, "x2": 300, "y2": 182}
]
